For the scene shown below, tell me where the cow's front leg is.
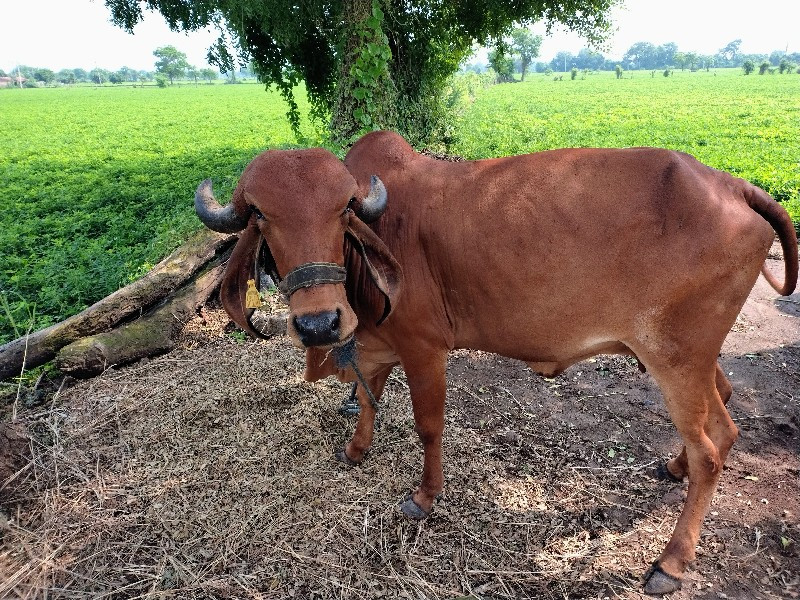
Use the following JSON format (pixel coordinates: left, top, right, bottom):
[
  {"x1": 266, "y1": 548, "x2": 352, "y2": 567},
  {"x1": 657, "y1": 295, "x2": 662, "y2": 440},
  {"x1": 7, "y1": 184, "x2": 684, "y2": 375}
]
[
  {"x1": 399, "y1": 351, "x2": 448, "y2": 519},
  {"x1": 337, "y1": 368, "x2": 391, "y2": 465}
]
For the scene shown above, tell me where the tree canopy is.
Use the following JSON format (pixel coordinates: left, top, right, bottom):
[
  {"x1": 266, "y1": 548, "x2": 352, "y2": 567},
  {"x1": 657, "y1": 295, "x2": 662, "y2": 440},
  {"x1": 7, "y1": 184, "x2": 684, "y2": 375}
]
[
  {"x1": 153, "y1": 45, "x2": 189, "y2": 84},
  {"x1": 511, "y1": 29, "x2": 543, "y2": 81},
  {"x1": 105, "y1": 0, "x2": 616, "y2": 147}
]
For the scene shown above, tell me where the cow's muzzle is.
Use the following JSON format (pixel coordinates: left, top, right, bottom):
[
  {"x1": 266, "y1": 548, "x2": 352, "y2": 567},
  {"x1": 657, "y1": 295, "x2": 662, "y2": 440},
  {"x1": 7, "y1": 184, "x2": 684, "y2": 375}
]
[
  {"x1": 293, "y1": 309, "x2": 342, "y2": 346},
  {"x1": 280, "y1": 261, "x2": 350, "y2": 347}
]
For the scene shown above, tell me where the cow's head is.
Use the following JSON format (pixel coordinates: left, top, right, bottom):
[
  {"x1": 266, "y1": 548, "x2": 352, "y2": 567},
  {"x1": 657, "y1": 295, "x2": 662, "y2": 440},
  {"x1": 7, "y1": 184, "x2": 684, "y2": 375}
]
[{"x1": 195, "y1": 148, "x2": 402, "y2": 349}]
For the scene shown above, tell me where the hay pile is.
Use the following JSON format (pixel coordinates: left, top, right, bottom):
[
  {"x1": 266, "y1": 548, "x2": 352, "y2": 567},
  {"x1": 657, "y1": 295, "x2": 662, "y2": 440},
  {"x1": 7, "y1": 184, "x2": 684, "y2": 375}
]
[{"x1": 1, "y1": 307, "x2": 797, "y2": 599}]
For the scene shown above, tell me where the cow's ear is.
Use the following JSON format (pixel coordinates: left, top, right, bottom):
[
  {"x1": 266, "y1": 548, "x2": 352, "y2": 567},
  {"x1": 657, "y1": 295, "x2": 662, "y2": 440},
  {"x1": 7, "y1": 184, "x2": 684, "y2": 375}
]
[
  {"x1": 220, "y1": 221, "x2": 270, "y2": 339},
  {"x1": 346, "y1": 216, "x2": 404, "y2": 325}
]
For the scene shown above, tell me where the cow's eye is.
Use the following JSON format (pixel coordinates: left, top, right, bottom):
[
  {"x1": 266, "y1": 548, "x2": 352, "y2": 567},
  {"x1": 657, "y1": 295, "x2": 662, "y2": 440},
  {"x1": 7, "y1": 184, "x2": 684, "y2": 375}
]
[
  {"x1": 252, "y1": 206, "x2": 265, "y2": 220},
  {"x1": 345, "y1": 197, "x2": 356, "y2": 213}
]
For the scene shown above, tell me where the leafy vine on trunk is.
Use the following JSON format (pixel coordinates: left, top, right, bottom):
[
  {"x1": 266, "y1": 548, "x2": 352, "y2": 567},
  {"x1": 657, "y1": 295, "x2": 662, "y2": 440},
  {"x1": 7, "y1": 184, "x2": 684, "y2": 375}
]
[{"x1": 330, "y1": 0, "x2": 398, "y2": 145}]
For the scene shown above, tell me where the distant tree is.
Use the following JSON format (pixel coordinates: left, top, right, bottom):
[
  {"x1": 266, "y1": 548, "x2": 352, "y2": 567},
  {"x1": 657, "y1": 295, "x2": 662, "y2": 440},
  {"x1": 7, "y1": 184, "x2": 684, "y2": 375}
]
[
  {"x1": 89, "y1": 68, "x2": 111, "y2": 84},
  {"x1": 34, "y1": 68, "x2": 56, "y2": 84},
  {"x1": 186, "y1": 65, "x2": 200, "y2": 84},
  {"x1": 72, "y1": 68, "x2": 88, "y2": 82},
  {"x1": 56, "y1": 69, "x2": 76, "y2": 84},
  {"x1": 623, "y1": 41, "x2": 657, "y2": 69},
  {"x1": 109, "y1": 72, "x2": 123, "y2": 84},
  {"x1": 116, "y1": 66, "x2": 138, "y2": 82},
  {"x1": 719, "y1": 39, "x2": 742, "y2": 64},
  {"x1": 510, "y1": 28, "x2": 542, "y2": 81},
  {"x1": 488, "y1": 47, "x2": 515, "y2": 83},
  {"x1": 200, "y1": 68, "x2": 218, "y2": 83},
  {"x1": 570, "y1": 66, "x2": 578, "y2": 80},
  {"x1": 153, "y1": 45, "x2": 189, "y2": 84},
  {"x1": 700, "y1": 55, "x2": 715, "y2": 71},
  {"x1": 742, "y1": 59, "x2": 755, "y2": 75},
  {"x1": 551, "y1": 51, "x2": 575, "y2": 72},
  {"x1": 574, "y1": 47, "x2": 605, "y2": 70},
  {"x1": 658, "y1": 42, "x2": 678, "y2": 68},
  {"x1": 0, "y1": 69, "x2": 6, "y2": 77},
  {"x1": 778, "y1": 58, "x2": 795, "y2": 74},
  {"x1": 673, "y1": 52, "x2": 687, "y2": 71},
  {"x1": 13, "y1": 65, "x2": 34, "y2": 79},
  {"x1": 768, "y1": 50, "x2": 784, "y2": 66},
  {"x1": 759, "y1": 60, "x2": 771, "y2": 75},
  {"x1": 685, "y1": 52, "x2": 699, "y2": 71},
  {"x1": 615, "y1": 64, "x2": 623, "y2": 79}
]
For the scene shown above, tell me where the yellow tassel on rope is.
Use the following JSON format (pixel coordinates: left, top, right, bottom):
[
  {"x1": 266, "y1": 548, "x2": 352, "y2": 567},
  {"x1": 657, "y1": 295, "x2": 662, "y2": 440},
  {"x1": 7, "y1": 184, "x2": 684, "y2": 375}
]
[{"x1": 245, "y1": 278, "x2": 262, "y2": 309}]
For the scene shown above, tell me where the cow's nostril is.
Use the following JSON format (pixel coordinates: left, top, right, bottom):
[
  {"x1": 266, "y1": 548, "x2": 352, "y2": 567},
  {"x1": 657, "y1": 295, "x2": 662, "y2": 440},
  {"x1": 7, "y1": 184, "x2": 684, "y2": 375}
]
[{"x1": 293, "y1": 310, "x2": 342, "y2": 346}]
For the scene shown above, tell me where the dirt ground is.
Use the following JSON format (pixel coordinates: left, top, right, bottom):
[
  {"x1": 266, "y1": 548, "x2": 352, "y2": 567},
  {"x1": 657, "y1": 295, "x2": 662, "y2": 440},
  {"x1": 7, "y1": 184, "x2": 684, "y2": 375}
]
[{"x1": 0, "y1": 250, "x2": 798, "y2": 599}]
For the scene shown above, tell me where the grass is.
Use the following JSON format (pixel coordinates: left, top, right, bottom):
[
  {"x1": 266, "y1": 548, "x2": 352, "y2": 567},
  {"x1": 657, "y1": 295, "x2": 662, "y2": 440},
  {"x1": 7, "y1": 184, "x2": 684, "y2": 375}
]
[
  {"x1": 1, "y1": 69, "x2": 798, "y2": 344},
  {"x1": 452, "y1": 68, "x2": 800, "y2": 205},
  {"x1": 0, "y1": 84, "x2": 314, "y2": 343}
]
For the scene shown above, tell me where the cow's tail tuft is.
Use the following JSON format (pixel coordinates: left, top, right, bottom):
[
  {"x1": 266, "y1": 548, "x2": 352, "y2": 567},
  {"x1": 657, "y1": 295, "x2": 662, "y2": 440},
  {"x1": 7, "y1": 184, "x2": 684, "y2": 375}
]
[{"x1": 744, "y1": 184, "x2": 798, "y2": 296}]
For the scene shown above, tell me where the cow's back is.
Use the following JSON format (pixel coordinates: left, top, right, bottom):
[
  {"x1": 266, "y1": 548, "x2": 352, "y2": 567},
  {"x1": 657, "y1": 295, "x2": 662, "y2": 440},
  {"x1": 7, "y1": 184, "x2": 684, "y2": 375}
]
[{"x1": 345, "y1": 132, "x2": 774, "y2": 364}]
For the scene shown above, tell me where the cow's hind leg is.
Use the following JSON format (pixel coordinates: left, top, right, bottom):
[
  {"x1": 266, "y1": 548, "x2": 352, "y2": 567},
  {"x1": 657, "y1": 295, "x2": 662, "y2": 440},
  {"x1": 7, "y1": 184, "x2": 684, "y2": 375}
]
[
  {"x1": 645, "y1": 364, "x2": 739, "y2": 594},
  {"x1": 658, "y1": 363, "x2": 733, "y2": 482},
  {"x1": 337, "y1": 367, "x2": 392, "y2": 465}
]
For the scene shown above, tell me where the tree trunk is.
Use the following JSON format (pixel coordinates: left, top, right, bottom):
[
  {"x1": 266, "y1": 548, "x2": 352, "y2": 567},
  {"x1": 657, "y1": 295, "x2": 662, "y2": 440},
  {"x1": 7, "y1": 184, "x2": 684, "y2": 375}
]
[
  {"x1": 0, "y1": 229, "x2": 236, "y2": 381},
  {"x1": 55, "y1": 256, "x2": 229, "y2": 377},
  {"x1": 330, "y1": 0, "x2": 398, "y2": 145}
]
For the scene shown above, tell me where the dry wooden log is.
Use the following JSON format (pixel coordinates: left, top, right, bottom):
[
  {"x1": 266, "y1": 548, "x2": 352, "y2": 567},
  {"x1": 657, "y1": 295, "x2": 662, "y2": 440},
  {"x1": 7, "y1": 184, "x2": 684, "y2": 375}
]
[
  {"x1": 0, "y1": 229, "x2": 236, "y2": 381},
  {"x1": 55, "y1": 257, "x2": 229, "y2": 377}
]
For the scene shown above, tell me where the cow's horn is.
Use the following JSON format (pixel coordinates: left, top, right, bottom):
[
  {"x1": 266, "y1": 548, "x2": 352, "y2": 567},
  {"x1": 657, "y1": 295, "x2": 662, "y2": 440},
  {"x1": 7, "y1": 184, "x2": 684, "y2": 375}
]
[
  {"x1": 355, "y1": 175, "x2": 388, "y2": 224},
  {"x1": 195, "y1": 179, "x2": 250, "y2": 233}
]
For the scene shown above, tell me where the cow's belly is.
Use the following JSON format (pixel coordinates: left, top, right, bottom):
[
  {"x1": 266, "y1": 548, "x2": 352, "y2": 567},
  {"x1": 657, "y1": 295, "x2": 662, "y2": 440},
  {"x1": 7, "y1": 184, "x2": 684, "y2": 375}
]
[{"x1": 454, "y1": 317, "x2": 635, "y2": 371}]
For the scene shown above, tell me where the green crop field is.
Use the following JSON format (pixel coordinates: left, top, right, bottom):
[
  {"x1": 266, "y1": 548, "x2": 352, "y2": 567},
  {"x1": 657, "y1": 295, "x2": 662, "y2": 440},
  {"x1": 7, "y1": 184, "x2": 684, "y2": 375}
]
[
  {"x1": 0, "y1": 83, "x2": 314, "y2": 343},
  {"x1": 452, "y1": 68, "x2": 800, "y2": 204},
  {"x1": 1, "y1": 69, "x2": 799, "y2": 344}
]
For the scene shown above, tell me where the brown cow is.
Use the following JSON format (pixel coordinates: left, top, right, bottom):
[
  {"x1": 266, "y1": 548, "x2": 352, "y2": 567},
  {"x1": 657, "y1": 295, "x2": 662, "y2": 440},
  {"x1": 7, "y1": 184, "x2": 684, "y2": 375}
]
[{"x1": 195, "y1": 131, "x2": 798, "y2": 594}]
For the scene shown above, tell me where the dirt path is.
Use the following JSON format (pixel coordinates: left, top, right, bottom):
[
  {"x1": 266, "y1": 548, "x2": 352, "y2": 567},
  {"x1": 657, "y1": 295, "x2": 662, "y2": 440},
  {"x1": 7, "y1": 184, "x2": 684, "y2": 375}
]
[{"x1": 1, "y1": 254, "x2": 798, "y2": 599}]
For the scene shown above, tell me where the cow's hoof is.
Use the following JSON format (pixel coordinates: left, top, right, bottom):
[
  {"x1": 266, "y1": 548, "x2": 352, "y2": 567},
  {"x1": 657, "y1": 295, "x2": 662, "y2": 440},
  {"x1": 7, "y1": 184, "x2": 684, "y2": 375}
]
[
  {"x1": 334, "y1": 448, "x2": 361, "y2": 466},
  {"x1": 654, "y1": 462, "x2": 683, "y2": 483},
  {"x1": 398, "y1": 495, "x2": 430, "y2": 520},
  {"x1": 643, "y1": 562, "x2": 682, "y2": 595}
]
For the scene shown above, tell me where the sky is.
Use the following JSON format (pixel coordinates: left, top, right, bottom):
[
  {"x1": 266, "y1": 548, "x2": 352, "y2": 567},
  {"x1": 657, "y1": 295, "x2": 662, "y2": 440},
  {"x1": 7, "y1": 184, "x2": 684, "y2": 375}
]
[{"x1": 0, "y1": 0, "x2": 798, "y2": 73}]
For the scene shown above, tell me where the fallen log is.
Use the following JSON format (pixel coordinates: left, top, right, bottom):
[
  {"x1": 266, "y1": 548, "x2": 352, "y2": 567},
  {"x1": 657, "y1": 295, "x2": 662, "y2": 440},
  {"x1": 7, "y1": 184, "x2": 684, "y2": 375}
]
[
  {"x1": 55, "y1": 256, "x2": 229, "y2": 377},
  {"x1": 0, "y1": 229, "x2": 236, "y2": 381}
]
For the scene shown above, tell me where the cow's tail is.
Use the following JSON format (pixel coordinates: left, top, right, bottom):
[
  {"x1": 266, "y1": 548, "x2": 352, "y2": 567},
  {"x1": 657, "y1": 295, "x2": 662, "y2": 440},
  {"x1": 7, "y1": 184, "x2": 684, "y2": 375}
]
[{"x1": 744, "y1": 184, "x2": 798, "y2": 296}]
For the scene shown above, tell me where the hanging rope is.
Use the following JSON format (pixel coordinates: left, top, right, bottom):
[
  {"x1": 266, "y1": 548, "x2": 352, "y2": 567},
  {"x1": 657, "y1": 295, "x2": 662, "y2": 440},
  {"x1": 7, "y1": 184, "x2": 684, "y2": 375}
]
[{"x1": 332, "y1": 337, "x2": 382, "y2": 427}]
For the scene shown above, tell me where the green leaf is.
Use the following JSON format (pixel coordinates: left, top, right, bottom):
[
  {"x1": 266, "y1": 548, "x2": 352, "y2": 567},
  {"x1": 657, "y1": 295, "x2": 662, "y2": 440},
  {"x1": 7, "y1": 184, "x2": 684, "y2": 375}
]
[{"x1": 352, "y1": 87, "x2": 368, "y2": 100}]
